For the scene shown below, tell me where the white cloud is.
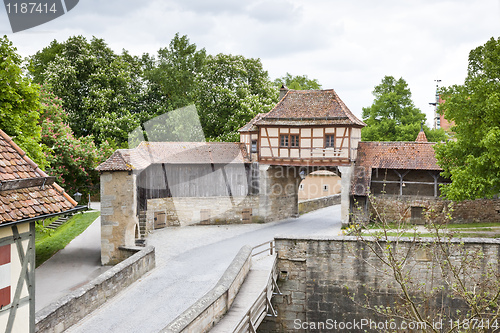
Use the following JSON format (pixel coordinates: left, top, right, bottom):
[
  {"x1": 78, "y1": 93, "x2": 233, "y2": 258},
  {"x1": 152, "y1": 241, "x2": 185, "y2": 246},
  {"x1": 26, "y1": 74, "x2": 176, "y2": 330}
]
[{"x1": 2, "y1": 0, "x2": 499, "y2": 127}]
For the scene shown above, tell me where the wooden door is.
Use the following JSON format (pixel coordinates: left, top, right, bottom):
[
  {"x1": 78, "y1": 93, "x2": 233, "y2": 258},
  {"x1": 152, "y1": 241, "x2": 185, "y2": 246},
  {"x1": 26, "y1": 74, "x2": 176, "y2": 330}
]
[{"x1": 154, "y1": 211, "x2": 166, "y2": 229}]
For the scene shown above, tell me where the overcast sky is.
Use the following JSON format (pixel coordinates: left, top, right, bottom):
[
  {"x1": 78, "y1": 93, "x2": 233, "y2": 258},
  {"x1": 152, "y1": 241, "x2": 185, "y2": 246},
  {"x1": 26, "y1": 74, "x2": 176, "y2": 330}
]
[{"x1": 2, "y1": 0, "x2": 500, "y2": 126}]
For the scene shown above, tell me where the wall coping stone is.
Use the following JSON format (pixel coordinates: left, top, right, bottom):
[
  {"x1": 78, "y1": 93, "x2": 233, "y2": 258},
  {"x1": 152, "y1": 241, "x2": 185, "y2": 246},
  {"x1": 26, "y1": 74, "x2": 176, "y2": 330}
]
[
  {"x1": 162, "y1": 245, "x2": 252, "y2": 333},
  {"x1": 275, "y1": 235, "x2": 500, "y2": 245},
  {"x1": 35, "y1": 246, "x2": 155, "y2": 331},
  {"x1": 298, "y1": 194, "x2": 340, "y2": 204}
]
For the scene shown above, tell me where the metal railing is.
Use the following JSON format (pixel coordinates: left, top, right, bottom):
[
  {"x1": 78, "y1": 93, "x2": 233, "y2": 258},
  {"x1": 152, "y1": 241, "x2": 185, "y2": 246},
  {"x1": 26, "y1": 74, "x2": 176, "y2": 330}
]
[
  {"x1": 232, "y1": 241, "x2": 281, "y2": 333},
  {"x1": 251, "y1": 240, "x2": 275, "y2": 257}
]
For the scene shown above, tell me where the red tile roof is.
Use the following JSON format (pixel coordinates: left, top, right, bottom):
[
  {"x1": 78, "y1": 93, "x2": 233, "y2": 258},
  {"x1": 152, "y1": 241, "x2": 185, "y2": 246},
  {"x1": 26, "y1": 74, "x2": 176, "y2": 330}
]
[
  {"x1": 255, "y1": 89, "x2": 366, "y2": 127},
  {"x1": 415, "y1": 130, "x2": 428, "y2": 142},
  {"x1": 239, "y1": 112, "x2": 268, "y2": 132},
  {"x1": 97, "y1": 142, "x2": 250, "y2": 172},
  {"x1": 0, "y1": 130, "x2": 77, "y2": 224},
  {"x1": 356, "y1": 141, "x2": 441, "y2": 170},
  {"x1": 351, "y1": 141, "x2": 442, "y2": 196}
]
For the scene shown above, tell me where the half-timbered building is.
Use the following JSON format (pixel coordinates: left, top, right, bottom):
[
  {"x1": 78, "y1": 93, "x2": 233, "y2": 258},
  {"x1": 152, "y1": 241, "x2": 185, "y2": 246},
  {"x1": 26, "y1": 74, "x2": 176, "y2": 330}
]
[
  {"x1": 240, "y1": 86, "x2": 366, "y2": 167},
  {"x1": 350, "y1": 129, "x2": 451, "y2": 224},
  {"x1": 0, "y1": 130, "x2": 81, "y2": 333}
]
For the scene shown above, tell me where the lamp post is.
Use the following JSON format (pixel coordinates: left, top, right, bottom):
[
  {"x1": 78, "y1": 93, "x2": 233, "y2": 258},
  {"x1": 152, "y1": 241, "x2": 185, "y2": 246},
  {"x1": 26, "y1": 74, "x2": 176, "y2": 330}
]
[{"x1": 74, "y1": 191, "x2": 82, "y2": 203}]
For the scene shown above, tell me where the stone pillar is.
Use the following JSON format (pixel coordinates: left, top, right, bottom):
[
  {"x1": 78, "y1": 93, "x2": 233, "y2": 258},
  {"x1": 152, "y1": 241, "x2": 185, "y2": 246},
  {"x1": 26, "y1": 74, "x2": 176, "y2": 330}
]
[
  {"x1": 100, "y1": 171, "x2": 138, "y2": 265},
  {"x1": 339, "y1": 164, "x2": 354, "y2": 227},
  {"x1": 258, "y1": 165, "x2": 301, "y2": 222}
]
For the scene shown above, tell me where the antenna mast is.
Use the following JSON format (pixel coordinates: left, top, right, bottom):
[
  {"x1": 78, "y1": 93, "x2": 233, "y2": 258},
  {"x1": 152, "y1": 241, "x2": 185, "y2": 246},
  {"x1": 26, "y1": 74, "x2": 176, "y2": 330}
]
[{"x1": 429, "y1": 79, "x2": 441, "y2": 129}]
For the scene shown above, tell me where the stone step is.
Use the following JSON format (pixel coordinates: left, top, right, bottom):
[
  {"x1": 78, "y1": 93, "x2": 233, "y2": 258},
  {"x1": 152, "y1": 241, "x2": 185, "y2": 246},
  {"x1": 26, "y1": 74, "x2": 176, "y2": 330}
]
[{"x1": 46, "y1": 215, "x2": 71, "y2": 230}]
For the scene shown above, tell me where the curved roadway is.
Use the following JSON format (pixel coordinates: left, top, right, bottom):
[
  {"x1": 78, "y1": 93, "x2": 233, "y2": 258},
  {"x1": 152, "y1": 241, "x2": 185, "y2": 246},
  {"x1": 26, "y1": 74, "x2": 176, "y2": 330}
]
[{"x1": 66, "y1": 204, "x2": 342, "y2": 333}]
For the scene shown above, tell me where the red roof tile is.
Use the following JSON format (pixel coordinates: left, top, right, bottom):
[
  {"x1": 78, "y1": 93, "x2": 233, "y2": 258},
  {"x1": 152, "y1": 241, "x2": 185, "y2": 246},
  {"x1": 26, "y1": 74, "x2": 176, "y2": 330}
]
[
  {"x1": 415, "y1": 130, "x2": 428, "y2": 142},
  {"x1": 355, "y1": 141, "x2": 441, "y2": 170},
  {"x1": 0, "y1": 129, "x2": 77, "y2": 224},
  {"x1": 239, "y1": 112, "x2": 268, "y2": 132},
  {"x1": 97, "y1": 142, "x2": 250, "y2": 172},
  {"x1": 255, "y1": 89, "x2": 366, "y2": 127},
  {"x1": 351, "y1": 141, "x2": 442, "y2": 196}
]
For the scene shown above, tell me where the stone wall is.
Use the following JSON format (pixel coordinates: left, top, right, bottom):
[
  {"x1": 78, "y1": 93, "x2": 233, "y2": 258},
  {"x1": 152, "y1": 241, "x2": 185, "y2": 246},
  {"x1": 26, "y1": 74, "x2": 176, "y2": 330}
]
[
  {"x1": 35, "y1": 246, "x2": 155, "y2": 333},
  {"x1": 298, "y1": 194, "x2": 340, "y2": 215},
  {"x1": 100, "y1": 171, "x2": 139, "y2": 265},
  {"x1": 259, "y1": 236, "x2": 500, "y2": 332},
  {"x1": 146, "y1": 196, "x2": 260, "y2": 230},
  {"x1": 259, "y1": 165, "x2": 301, "y2": 222},
  {"x1": 355, "y1": 196, "x2": 500, "y2": 225},
  {"x1": 162, "y1": 245, "x2": 252, "y2": 333}
]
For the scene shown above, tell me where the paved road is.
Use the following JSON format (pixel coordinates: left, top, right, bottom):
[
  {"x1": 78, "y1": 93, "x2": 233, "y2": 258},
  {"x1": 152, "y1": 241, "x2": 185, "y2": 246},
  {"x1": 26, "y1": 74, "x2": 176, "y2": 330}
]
[
  {"x1": 35, "y1": 206, "x2": 109, "y2": 312},
  {"x1": 66, "y1": 205, "x2": 342, "y2": 333}
]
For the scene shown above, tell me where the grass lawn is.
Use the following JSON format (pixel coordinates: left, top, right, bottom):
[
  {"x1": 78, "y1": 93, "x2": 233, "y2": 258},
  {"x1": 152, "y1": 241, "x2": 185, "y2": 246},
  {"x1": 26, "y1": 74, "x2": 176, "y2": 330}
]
[{"x1": 35, "y1": 211, "x2": 100, "y2": 267}]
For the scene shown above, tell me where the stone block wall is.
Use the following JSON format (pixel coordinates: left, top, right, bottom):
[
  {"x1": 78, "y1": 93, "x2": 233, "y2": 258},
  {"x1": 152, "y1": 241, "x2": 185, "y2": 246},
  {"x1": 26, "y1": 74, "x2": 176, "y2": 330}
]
[
  {"x1": 36, "y1": 246, "x2": 155, "y2": 333},
  {"x1": 100, "y1": 171, "x2": 139, "y2": 265},
  {"x1": 259, "y1": 236, "x2": 500, "y2": 332},
  {"x1": 163, "y1": 245, "x2": 252, "y2": 333},
  {"x1": 259, "y1": 165, "x2": 301, "y2": 222},
  {"x1": 146, "y1": 196, "x2": 260, "y2": 230},
  {"x1": 357, "y1": 196, "x2": 500, "y2": 225},
  {"x1": 298, "y1": 194, "x2": 340, "y2": 215}
]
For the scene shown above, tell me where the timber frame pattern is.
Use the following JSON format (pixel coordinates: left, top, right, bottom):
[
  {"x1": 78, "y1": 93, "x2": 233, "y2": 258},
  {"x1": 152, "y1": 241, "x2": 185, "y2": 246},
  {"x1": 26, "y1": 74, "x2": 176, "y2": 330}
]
[{"x1": 0, "y1": 224, "x2": 35, "y2": 333}]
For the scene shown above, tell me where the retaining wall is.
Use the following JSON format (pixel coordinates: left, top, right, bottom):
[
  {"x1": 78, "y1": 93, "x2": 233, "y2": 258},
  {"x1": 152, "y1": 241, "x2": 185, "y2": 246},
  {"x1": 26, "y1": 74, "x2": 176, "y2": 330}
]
[
  {"x1": 35, "y1": 246, "x2": 155, "y2": 333},
  {"x1": 353, "y1": 196, "x2": 500, "y2": 225},
  {"x1": 260, "y1": 236, "x2": 500, "y2": 332},
  {"x1": 162, "y1": 245, "x2": 252, "y2": 333},
  {"x1": 298, "y1": 194, "x2": 340, "y2": 215}
]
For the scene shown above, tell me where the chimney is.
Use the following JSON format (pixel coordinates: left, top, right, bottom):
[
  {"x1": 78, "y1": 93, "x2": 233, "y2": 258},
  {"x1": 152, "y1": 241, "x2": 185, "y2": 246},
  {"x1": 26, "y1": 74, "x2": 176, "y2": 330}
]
[{"x1": 279, "y1": 85, "x2": 289, "y2": 100}]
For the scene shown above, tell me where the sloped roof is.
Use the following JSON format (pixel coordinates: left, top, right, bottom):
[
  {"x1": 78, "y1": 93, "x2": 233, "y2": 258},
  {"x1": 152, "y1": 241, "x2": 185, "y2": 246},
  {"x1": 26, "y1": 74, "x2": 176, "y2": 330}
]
[
  {"x1": 97, "y1": 142, "x2": 250, "y2": 172},
  {"x1": 0, "y1": 130, "x2": 77, "y2": 224},
  {"x1": 239, "y1": 112, "x2": 267, "y2": 132},
  {"x1": 351, "y1": 141, "x2": 442, "y2": 196},
  {"x1": 355, "y1": 141, "x2": 441, "y2": 170},
  {"x1": 254, "y1": 89, "x2": 366, "y2": 127},
  {"x1": 415, "y1": 130, "x2": 428, "y2": 142}
]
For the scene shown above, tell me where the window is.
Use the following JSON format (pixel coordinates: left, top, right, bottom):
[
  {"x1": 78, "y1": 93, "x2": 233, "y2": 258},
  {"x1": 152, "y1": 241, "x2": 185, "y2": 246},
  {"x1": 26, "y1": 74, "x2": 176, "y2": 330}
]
[
  {"x1": 325, "y1": 135, "x2": 335, "y2": 148},
  {"x1": 280, "y1": 134, "x2": 289, "y2": 147},
  {"x1": 251, "y1": 140, "x2": 257, "y2": 153},
  {"x1": 299, "y1": 184, "x2": 304, "y2": 190},
  {"x1": 280, "y1": 134, "x2": 299, "y2": 147},
  {"x1": 323, "y1": 184, "x2": 329, "y2": 192}
]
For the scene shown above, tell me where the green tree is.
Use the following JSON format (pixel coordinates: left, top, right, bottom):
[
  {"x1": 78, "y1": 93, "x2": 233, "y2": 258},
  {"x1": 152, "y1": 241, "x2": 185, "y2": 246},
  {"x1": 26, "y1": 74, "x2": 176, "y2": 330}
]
[
  {"x1": 0, "y1": 35, "x2": 47, "y2": 168},
  {"x1": 274, "y1": 73, "x2": 322, "y2": 90},
  {"x1": 29, "y1": 36, "x2": 144, "y2": 146},
  {"x1": 435, "y1": 37, "x2": 500, "y2": 200},
  {"x1": 39, "y1": 87, "x2": 113, "y2": 196},
  {"x1": 143, "y1": 33, "x2": 206, "y2": 115},
  {"x1": 196, "y1": 53, "x2": 277, "y2": 141},
  {"x1": 362, "y1": 76, "x2": 446, "y2": 142}
]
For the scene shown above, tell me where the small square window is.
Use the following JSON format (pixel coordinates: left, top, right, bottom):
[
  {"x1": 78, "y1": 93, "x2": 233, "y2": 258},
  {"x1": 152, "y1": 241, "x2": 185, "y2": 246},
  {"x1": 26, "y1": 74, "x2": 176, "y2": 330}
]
[{"x1": 290, "y1": 135, "x2": 299, "y2": 147}]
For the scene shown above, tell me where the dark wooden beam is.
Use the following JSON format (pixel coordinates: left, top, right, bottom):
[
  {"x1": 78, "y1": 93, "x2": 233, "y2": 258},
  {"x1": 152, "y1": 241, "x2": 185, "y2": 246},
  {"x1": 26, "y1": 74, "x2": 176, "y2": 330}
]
[{"x1": 0, "y1": 177, "x2": 55, "y2": 192}]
